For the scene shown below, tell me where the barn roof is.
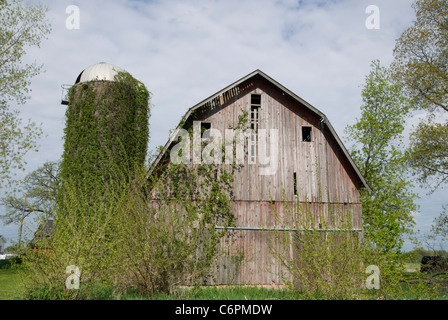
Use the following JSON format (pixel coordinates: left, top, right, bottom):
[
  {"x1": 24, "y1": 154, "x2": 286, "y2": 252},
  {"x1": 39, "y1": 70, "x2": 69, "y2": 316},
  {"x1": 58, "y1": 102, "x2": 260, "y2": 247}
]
[{"x1": 151, "y1": 69, "x2": 371, "y2": 192}]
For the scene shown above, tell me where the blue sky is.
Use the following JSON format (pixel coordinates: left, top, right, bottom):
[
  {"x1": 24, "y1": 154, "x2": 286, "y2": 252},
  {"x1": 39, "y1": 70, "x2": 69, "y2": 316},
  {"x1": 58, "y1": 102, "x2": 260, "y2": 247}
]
[{"x1": 1, "y1": 0, "x2": 446, "y2": 251}]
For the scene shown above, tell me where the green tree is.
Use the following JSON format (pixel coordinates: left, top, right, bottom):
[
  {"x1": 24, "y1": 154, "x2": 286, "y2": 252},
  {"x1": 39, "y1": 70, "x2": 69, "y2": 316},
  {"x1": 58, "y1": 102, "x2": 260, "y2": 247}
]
[
  {"x1": 0, "y1": 160, "x2": 60, "y2": 246},
  {"x1": 0, "y1": 0, "x2": 51, "y2": 187},
  {"x1": 391, "y1": 0, "x2": 448, "y2": 189},
  {"x1": 391, "y1": 0, "x2": 448, "y2": 113},
  {"x1": 408, "y1": 118, "x2": 448, "y2": 192},
  {"x1": 391, "y1": 0, "x2": 448, "y2": 242},
  {"x1": 345, "y1": 60, "x2": 418, "y2": 255}
]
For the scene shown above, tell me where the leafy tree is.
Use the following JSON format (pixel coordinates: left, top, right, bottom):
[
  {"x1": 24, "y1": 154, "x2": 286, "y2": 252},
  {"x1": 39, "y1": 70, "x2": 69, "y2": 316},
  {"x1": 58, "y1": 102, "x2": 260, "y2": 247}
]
[
  {"x1": 391, "y1": 0, "x2": 448, "y2": 242},
  {"x1": 430, "y1": 205, "x2": 448, "y2": 243},
  {"x1": 0, "y1": 0, "x2": 51, "y2": 187},
  {"x1": 391, "y1": 0, "x2": 448, "y2": 113},
  {"x1": 391, "y1": 0, "x2": 448, "y2": 190},
  {"x1": 345, "y1": 60, "x2": 418, "y2": 255},
  {"x1": 0, "y1": 160, "x2": 60, "y2": 246},
  {"x1": 408, "y1": 118, "x2": 448, "y2": 192}
]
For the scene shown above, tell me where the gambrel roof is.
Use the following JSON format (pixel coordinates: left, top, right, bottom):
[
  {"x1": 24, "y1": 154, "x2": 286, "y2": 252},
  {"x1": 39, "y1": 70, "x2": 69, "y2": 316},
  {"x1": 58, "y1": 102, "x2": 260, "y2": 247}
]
[{"x1": 151, "y1": 69, "x2": 371, "y2": 192}]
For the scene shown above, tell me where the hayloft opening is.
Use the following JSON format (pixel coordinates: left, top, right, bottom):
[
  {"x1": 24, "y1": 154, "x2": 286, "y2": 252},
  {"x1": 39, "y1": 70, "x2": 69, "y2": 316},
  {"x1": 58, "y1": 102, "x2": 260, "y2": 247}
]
[
  {"x1": 302, "y1": 126, "x2": 312, "y2": 142},
  {"x1": 251, "y1": 94, "x2": 261, "y2": 105}
]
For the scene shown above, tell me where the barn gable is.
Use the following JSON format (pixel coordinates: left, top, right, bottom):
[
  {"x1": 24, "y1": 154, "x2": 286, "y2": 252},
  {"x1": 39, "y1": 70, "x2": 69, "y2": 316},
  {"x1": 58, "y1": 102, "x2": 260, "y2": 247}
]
[{"x1": 152, "y1": 70, "x2": 370, "y2": 194}]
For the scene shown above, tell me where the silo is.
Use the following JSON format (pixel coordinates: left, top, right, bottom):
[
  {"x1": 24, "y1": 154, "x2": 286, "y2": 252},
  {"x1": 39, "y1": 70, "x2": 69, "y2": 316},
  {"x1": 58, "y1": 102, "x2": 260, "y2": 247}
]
[{"x1": 60, "y1": 62, "x2": 150, "y2": 193}]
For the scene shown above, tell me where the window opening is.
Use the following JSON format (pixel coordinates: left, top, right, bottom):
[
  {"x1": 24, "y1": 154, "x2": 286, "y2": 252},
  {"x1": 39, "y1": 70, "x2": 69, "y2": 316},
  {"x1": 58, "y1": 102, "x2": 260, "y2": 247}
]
[
  {"x1": 250, "y1": 94, "x2": 261, "y2": 163},
  {"x1": 293, "y1": 172, "x2": 298, "y2": 197},
  {"x1": 302, "y1": 126, "x2": 312, "y2": 142}
]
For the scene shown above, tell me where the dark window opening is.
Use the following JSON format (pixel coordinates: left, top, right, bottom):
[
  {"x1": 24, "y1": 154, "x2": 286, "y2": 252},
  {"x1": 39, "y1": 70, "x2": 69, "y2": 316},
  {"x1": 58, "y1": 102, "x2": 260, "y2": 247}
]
[
  {"x1": 249, "y1": 94, "x2": 261, "y2": 163},
  {"x1": 251, "y1": 94, "x2": 261, "y2": 106},
  {"x1": 302, "y1": 126, "x2": 312, "y2": 142},
  {"x1": 250, "y1": 94, "x2": 261, "y2": 132},
  {"x1": 201, "y1": 122, "x2": 211, "y2": 133},
  {"x1": 293, "y1": 172, "x2": 297, "y2": 196}
]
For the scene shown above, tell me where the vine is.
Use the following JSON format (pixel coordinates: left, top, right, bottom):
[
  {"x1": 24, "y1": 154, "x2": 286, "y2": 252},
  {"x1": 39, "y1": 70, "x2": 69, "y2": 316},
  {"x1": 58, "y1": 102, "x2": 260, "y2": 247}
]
[{"x1": 60, "y1": 71, "x2": 150, "y2": 196}]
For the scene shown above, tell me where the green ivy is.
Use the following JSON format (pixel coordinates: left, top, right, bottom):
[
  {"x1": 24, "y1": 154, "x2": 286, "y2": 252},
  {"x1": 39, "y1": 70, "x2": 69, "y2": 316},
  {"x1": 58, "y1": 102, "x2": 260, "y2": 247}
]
[{"x1": 60, "y1": 71, "x2": 150, "y2": 196}]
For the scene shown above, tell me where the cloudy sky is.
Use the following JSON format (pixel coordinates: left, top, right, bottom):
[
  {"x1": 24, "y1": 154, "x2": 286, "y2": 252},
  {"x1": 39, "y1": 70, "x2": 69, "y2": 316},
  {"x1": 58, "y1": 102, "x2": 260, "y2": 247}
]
[{"x1": 1, "y1": 0, "x2": 446, "y2": 251}]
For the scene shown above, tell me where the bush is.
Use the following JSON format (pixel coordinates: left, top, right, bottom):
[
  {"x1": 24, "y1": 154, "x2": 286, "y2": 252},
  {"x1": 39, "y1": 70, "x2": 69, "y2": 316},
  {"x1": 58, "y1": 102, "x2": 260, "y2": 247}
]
[{"x1": 0, "y1": 256, "x2": 22, "y2": 269}]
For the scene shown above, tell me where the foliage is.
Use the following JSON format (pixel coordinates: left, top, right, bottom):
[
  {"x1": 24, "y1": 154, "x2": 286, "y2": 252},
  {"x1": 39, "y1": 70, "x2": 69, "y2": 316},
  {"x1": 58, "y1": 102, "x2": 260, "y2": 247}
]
[
  {"x1": 392, "y1": 0, "x2": 448, "y2": 191},
  {"x1": 407, "y1": 118, "x2": 448, "y2": 192},
  {"x1": 267, "y1": 192, "x2": 439, "y2": 299},
  {"x1": 391, "y1": 0, "x2": 448, "y2": 113},
  {"x1": 60, "y1": 71, "x2": 150, "y2": 194},
  {"x1": 21, "y1": 160, "x2": 235, "y2": 299},
  {"x1": 344, "y1": 60, "x2": 418, "y2": 255},
  {"x1": 268, "y1": 200, "x2": 366, "y2": 299},
  {"x1": 0, "y1": 0, "x2": 51, "y2": 188},
  {"x1": 1, "y1": 161, "x2": 60, "y2": 246},
  {"x1": 391, "y1": 0, "x2": 448, "y2": 246},
  {"x1": 21, "y1": 167, "x2": 131, "y2": 300},
  {"x1": 115, "y1": 163, "x2": 234, "y2": 296}
]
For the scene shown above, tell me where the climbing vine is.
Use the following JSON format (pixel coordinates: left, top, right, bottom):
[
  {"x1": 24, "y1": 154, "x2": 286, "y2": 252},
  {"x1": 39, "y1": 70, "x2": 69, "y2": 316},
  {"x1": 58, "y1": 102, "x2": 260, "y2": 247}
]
[{"x1": 60, "y1": 71, "x2": 150, "y2": 195}]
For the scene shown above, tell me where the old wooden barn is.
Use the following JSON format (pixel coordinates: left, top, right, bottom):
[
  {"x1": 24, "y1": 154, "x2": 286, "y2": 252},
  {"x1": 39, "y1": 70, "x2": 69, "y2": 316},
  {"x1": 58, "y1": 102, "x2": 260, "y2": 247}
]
[{"x1": 150, "y1": 70, "x2": 371, "y2": 286}]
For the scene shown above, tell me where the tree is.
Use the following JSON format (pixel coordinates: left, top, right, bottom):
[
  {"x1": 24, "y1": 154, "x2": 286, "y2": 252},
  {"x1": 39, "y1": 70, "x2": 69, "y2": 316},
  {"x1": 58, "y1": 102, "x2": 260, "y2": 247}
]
[
  {"x1": 391, "y1": 0, "x2": 448, "y2": 190},
  {"x1": 391, "y1": 0, "x2": 448, "y2": 113},
  {"x1": 345, "y1": 60, "x2": 418, "y2": 254},
  {"x1": 408, "y1": 118, "x2": 448, "y2": 192},
  {"x1": 391, "y1": 0, "x2": 448, "y2": 241},
  {"x1": 0, "y1": 161, "x2": 60, "y2": 246},
  {"x1": 0, "y1": 0, "x2": 51, "y2": 188}
]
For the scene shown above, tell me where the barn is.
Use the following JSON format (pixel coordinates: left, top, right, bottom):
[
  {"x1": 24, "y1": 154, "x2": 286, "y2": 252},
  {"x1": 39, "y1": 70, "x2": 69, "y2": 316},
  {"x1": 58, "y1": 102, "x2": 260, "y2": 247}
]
[{"x1": 150, "y1": 69, "x2": 371, "y2": 286}]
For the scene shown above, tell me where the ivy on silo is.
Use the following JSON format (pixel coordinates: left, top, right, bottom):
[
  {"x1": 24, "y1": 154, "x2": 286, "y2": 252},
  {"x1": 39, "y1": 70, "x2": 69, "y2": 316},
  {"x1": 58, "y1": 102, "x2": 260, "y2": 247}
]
[{"x1": 60, "y1": 71, "x2": 150, "y2": 194}]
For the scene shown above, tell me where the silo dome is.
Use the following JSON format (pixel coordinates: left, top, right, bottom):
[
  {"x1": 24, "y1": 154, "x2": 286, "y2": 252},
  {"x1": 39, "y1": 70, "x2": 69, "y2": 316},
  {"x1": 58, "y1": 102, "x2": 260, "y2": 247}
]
[{"x1": 75, "y1": 62, "x2": 125, "y2": 84}]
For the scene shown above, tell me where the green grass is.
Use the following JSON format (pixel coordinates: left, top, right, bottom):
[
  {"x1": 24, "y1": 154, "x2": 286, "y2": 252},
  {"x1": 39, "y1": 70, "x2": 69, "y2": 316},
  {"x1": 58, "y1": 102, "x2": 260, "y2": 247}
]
[
  {"x1": 0, "y1": 268, "x2": 24, "y2": 300},
  {"x1": 404, "y1": 263, "x2": 420, "y2": 272},
  {"x1": 149, "y1": 286, "x2": 299, "y2": 300},
  {"x1": 2, "y1": 265, "x2": 448, "y2": 300}
]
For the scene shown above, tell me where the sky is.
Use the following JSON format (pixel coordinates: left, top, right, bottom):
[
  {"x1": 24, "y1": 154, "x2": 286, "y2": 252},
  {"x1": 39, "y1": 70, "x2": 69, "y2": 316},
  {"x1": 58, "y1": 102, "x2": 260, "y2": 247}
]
[{"x1": 0, "y1": 0, "x2": 446, "y2": 251}]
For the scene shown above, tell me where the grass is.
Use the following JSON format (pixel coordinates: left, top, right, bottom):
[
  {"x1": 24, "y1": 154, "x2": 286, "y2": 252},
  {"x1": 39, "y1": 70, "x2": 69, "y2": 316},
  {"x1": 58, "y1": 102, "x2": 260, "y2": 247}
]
[
  {"x1": 404, "y1": 263, "x2": 420, "y2": 273},
  {"x1": 150, "y1": 286, "x2": 299, "y2": 300},
  {"x1": 1, "y1": 264, "x2": 448, "y2": 300},
  {"x1": 0, "y1": 268, "x2": 24, "y2": 300}
]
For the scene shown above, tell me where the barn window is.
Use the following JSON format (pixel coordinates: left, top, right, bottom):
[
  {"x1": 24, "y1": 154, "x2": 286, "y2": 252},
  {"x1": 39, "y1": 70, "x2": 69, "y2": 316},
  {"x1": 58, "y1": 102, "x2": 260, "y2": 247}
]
[
  {"x1": 201, "y1": 122, "x2": 211, "y2": 133},
  {"x1": 302, "y1": 126, "x2": 312, "y2": 142},
  {"x1": 250, "y1": 94, "x2": 261, "y2": 133},
  {"x1": 250, "y1": 94, "x2": 261, "y2": 163},
  {"x1": 293, "y1": 172, "x2": 297, "y2": 197},
  {"x1": 200, "y1": 122, "x2": 212, "y2": 145}
]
